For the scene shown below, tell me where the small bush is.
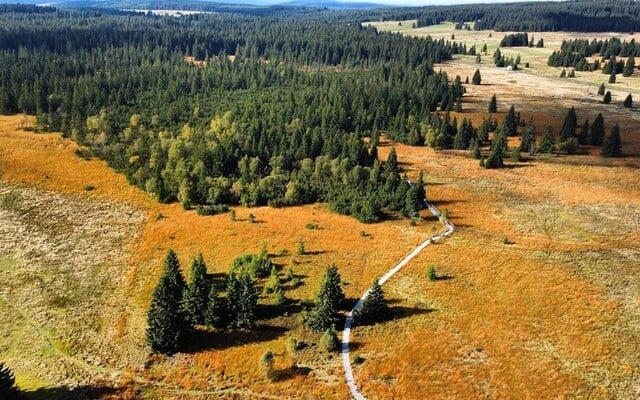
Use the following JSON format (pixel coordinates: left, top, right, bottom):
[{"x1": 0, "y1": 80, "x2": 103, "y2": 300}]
[
  {"x1": 260, "y1": 351, "x2": 276, "y2": 381},
  {"x1": 155, "y1": 212, "x2": 164, "y2": 221},
  {"x1": 503, "y1": 237, "x2": 514, "y2": 245},
  {"x1": 83, "y1": 184, "x2": 95, "y2": 191},
  {"x1": 428, "y1": 266, "x2": 437, "y2": 281},
  {"x1": 353, "y1": 354, "x2": 365, "y2": 364},
  {"x1": 196, "y1": 204, "x2": 229, "y2": 216},
  {"x1": 305, "y1": 222, "x2": 319, "y2": 230},
  {"x1": 248, "y1": 213, "x2": 256, "y2": 223},
  {"x1": 318, "y1": 327, "x2": 339, "y2": 353}
]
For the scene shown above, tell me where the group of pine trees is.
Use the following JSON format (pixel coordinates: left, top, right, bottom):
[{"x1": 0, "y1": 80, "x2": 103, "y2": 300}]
[
  {"x1": 147, "y1": 249, "x2": 259, "y2": 354},
  {"x1": 147, "y1": 250, "x2": 391, "y2": 355},
  {"x1": 306, "y1": 265, "x2": 390, "y2": 334},
  {"x1": 460, "y1": 100, "x2": 624, "y2": 166},
  {"x1": 549, "y1": 37, "x2": 639, "y2": 72}
]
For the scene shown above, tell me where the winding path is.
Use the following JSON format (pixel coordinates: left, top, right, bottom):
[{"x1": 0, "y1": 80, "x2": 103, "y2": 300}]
[{"x1": 341, "y1": 201, "x2": 455, "y2": 400}]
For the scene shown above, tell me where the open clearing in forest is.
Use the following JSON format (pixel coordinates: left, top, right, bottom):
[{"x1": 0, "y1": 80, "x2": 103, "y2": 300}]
[
  {"x1": 2, "y1": 109, "x2": 639, "y2": 399},
  {"x1": 370, "y1": 21, "x2": 640, "y2": 157}
]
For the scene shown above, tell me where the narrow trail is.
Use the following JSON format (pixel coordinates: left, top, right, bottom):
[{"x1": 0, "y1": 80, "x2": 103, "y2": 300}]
[{"x1": 341, "y1": 201, "x2": 455, "y2": 400}]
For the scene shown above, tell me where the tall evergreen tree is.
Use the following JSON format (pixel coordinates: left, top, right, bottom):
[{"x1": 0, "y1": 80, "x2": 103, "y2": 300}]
[
  {"x1": 597, "y1": 83, "x2": 606, "y2": 95},
  {"x1": 235, "y1": 273, "x2": 258, "y2": 329},
  {"x1": 601, "y1": 123, "x2": 622, "y2": 157},
  {"x1": 0, "y1": 362, "x2": 17, "y2": 398},
  {"x1": 609, "y1": 68, "x2": 617, "y2": 83},
  {"x1": 519, "y1": 119, "x2": 536, "y2": 152},
  {"x1": 182, "y1": 253, "x2": 209, "y2": 325},
  {"x1": 623, "y1": 93, "x2": 633, "y2": 108},
  {"x1": 590, "y1": 113, "x2": 606, "y2": 146},
  {"x1": 354, "y1": 279, "x2": 389, "y2": 325},
  {"x1": 577, "y1": 119, "x2": 590, "y2": 145},
  {"x1": 307, "y1": 265, "x2": 344, "y2": 332},
  {"x1": 503, "y1": 105, "x2": 518, "y2": 136},
  {"x1": 603, "y1": 90, "x2": 612, "y2": 104},
  {"x1": 405, "y1": 186, "x2": 421, "y2": 217},
  {"x1": 204, "y1": 283, "x2": 222, "y2": 328},
  {"x1": 538, "y1": 126, "x2": 556, "y2": 154},
  {"x1": 453, "y1": 118, "x2": 475, "y2": 150},
  {"x1": 384, "y1": 147, "x2": 399, "y2": 175},
  {"x1": 559, "y1": 107, "x2": 577, "y2": 142},
  {"x1": 623, "y1": 55, "x2": 635, "y2": 77},
  {"x1": 146, "y1": 249, "x2": 187, "y2": 355},
  {"x1": 472, "y1": 69, "x2": 482, "y2": 85},
  {"x1": 470, "y1": 138, "x2": 482, "y2": 159},
  {"x1": 485, "y1": 129, "x2": 507, "y2": 168},
  {"x1": 225, "y1": 272, "x2": 242, "y2": 327},
  {"x1": 488, "y1": 94, "x2": 497, "y2": 113},
  {"x1": 415, "y1": 171, "x2": 426, "y2": 202}
]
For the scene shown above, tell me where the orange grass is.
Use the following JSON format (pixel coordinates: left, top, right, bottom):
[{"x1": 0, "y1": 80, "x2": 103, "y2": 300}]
[{"x1": 2, "y1": 113, "x2": 639, "y2": 398}]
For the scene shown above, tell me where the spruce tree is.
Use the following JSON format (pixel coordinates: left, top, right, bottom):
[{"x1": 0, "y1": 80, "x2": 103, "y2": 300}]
[
  {"x1": 578, "y1": 120, "x2": 590, "y2": 145},
  {"x1": 318, "y1": 327, "x2": 339, "y2": 353},
  {"x1": 404, "y1": 186, "x2": 421, "y2": 218},
  {"x1": 471, "y1": 138, "x2": 482, "y2": 159},
  {"x1": 503, "y1": 105, "x2": 518, "y2": 136},
  {"x1": 623, "y1": 55, "x2": 635, "y2": 77},
  {"x1": 601, "y1": 124, "x2": 622, "y2": 157},
  {"x1": 182, "y1": 253, "x2": 209, "y2": 325},
  {"x1": 225, "y1": 272, "x2": 242, "y2": 327},
  {"x1": 384, "y1": 147, "x2": 399, "y2": 175},
  {"x1": 559, "y1": 107, "x2": 577, "y2": 142},
  {"x1": 355, "y1": 279, "x2": 390, "y2": 325},
  {"x1": 236, "y1": 273, "x2": 258, "y2": 329},
  {"x1": 538, "y1": 126, "x2": 556, "y2": 154},
  {"x1": 603, "y1": 91, "x2": 612, "y2": 104},
  {"x1": 597, "y1": 83, "x2": 606, "y2": 96},
  {"x1": 146, "y1": 249, "x2": 187, "y2": 355},
  {"x1": 608, "y1": 69, "x2": 616, "y2": 84},
  {"x1": 472, "y1": 69, "x2": 482, "y2": 85},
  {"x1": 488, "y1": 94, "x2": 497, "y2": 113},
  {"x1": 485, "y1": 129, "x2": 507, "y2": 168},
  {"x1": 623, "y1": 94, "x2": 633, "y2": 108},
  {"x1": 204, "y1": 283, "x2": 222, "y2": 328},
  {"x1": 307, "y1": 265, "x2": 344, "y2": 332},
  {"x1": 590, "y1": 113, "x2": 606, "y2": 146},
  {"x1": 415, "y1": 171, "x2": 426, "y2": 202},
  {"x1": 519, "y1": 119, "x2": 536, "y2": 152},
  {"x1": 0, "y1": 362, "x2": 17, "y2": 398}
]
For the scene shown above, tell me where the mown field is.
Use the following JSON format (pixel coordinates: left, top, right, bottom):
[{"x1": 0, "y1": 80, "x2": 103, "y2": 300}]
[{"x1": 1, "y1": 20, "x2": 640, "y2": 395}]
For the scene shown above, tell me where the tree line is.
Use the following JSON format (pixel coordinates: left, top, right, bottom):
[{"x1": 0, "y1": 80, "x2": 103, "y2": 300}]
[
  {"x1": 0, "y1": 5, "x2": 453, "y2": 222},
  {"x1": 415, "y1": 0, "x2": 640, "y2": 33},
  {"x1": 549, "y1": 37, "x2": 639, "y2": 74}
]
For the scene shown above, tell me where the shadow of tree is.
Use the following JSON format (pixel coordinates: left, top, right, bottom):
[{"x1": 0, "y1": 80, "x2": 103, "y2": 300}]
[
  {"x1": 22, "y1": 385, "x2": 134, "y2": 400},
  {"x1": 181, "y1": 324, "x2": 288, "y2": 353},
  {"x1": 274, "y1": 364, "x2": 312, "y2": 381},
  {"x1": 391, "y1": 305, "x2": 435, "y2": 320}
]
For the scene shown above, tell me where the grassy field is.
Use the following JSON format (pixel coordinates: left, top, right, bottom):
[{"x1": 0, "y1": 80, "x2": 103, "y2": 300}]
[
  {"x1": 368, "y1": 21, "x2": 640, "y2": 158},
  {"x1": 1, "y1": 47, "x2": 639, "y2": 398}
]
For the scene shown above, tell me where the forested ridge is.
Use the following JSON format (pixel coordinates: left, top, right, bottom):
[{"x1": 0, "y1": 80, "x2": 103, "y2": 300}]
[{"x1": 0, "y1": 5, "x2": 467, "y2": 222}]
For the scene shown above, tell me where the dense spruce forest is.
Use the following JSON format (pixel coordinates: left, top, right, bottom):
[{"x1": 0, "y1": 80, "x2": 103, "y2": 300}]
[
  {"x1": 415, "y1": 0, "x2": 640, "y2": 32},
  {"x1": 548, "y1": 37, "x2": 640, "y2": 72},
  {"x1": 0, "y1": 5, "x2": 470, "y2": 222}
]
